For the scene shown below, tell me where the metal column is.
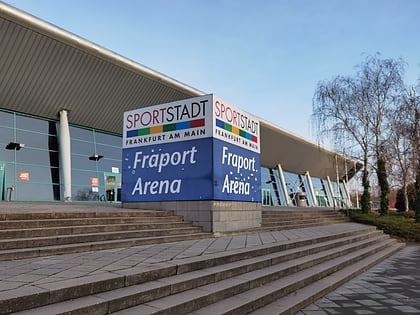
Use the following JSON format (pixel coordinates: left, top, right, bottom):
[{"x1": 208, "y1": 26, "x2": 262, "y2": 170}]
[
  {"x1": 326, "y1": 176, "x2": 337, "y2": 208},
  {"x1": 305, "y1": 171, "x2": 318, "y2": 207},
  {"x1": 277, "y1": 163, "x2": 293, "y2": 206},
  {"x1": 59, "y1": 110, "x2": 72, "y2": 201}
]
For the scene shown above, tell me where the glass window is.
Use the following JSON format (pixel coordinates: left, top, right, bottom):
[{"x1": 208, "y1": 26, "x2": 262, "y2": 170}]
[
  {"x1": 72, "y1": 186, "x2": 100, "y2": 201},
  {"x1": 260, "y1": 166, "x2": 284, "y2": 206},
  {"x1": 71, "y1": 170, "x2": 99, "y2": 186},
  {"x1": 0, "y1": 126, "x2": 14, "y2": 144},
  {"x1": 4, "y1": 162, "x2": 15, "y2": 187},
  {"x1": 14, "y1": 182, "x2": 60, "y2": 201},
  {"x1": 283, "y1": 170, "x2": 304, "y2": 206},
  {"x1": 339, "y1": 182, "x2": 351, "y2": 207},
  {"x1": 0, "y1": 111, "x2": 14, "y2": 127},
  {"x1": 16, "y1": 115, "x2": 50, "y2": 134},
  {"x1": 71, "y1": 155, "x2": 97, "y2": 172},
  {"x1": 16, "y1": 130, "x2": 50, "y2": 149},
  {"x1": 97, "y1": 159, "x2": 121, "y2": 173},
  {"x1": 16, "y1": 164, "x2": 59, "y2": 184},
  {"x1": 70, "y1": 126, "x2": 94, "y2": 142},
  {"x1": 312, "y1": 177, "x2": 330, "y2": 207},
  {"x1": 0, "y1": 145, "x2": 16, "y2": 163},
  {"x1": 71, "y1": 139, "x2": 95, "y2": 156},
  {"x1": 16, "y1": 148, "x2": 59, "y2": 167},
  {"x1": 95, "y1": 144, "x2": 121, "y2": 160},
  {"x1": 95, "y1": 132, "x2": 122, "y2": 147}
]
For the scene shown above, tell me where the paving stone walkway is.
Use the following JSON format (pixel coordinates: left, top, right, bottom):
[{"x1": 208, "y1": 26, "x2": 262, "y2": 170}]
[
  {"x1": 300, "y1": 245, "x2": 420, "y2": 315},
  {"x1": 0, "y1": 223, "x2": 361, "y2": 294}
]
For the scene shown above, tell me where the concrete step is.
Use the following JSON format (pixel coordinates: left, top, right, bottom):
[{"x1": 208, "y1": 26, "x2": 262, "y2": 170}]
[
  {"x1": 0, "y1": 226, "x2": 205, "y2": 250},
  {"x1": 0, "y1": 226, "x2": 401, "y2": 314},
  {"x1": 0, "y1": 209, "x2": 210, "y2": 261},
  {"x1": 0, "y1": 216, "x2": 183, "y2": 229},
  {"x1": 0, "y1": 232, "x2": 212, "y2": 261},
  {"x1": 114, "y1": 238, "x2": 399, "y2": 314},
  {"x1": 261, "y1": 210, "x2": 349, "y2": 230},
  {"x1": 0, "y1": 210, "x2": 175, "y2": 220},
  {"x1": 248, "y1": 242, "x2": 405, "y2": 315},
  {"x1": 0, "y1": 221, "x2": 194, "y2": 239},
  {"x1": 262, "y1": 218, "x2": 347, "y2": 227}
]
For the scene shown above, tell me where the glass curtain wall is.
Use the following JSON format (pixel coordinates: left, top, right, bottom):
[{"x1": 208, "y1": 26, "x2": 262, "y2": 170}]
[
  {"x1": 283, "y1": 170, "x2": 307, "y2": 206},
  {"x1": 311, "y1": 177, "x2": 331, "y2": 207},
  {"x1": 261, "y1": 166, "x2": 285, "y2": 206},
  {"x1": 0, "y1": 111, "x2": 60, "y2": 201},
  {"x1": 260, "y1": 165, "x2": 351, "y2": 208},
  {"x1": 70, "y1": 126, "x2": 122, "y2": 202},
  {"x1": 0, "y1": 110, "x2": 122, "y2": 202}
]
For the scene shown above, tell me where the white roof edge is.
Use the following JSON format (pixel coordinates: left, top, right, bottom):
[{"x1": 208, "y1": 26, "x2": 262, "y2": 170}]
[
  {"x1": 260, "y1": 118, "x2": 356, "y2": 163},
  {"x1": 0, "y1": 1, "x2": 205, "y2": 97}
]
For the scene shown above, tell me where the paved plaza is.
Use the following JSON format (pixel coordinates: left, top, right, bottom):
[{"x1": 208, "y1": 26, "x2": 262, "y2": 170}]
[{"x1": 300, "y1": 245, "x2": 420, "y2": 315}]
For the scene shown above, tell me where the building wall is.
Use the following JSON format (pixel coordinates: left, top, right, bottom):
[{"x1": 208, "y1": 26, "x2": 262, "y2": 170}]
[
  {"x1": 0, "y1": 109, "x2": 121, "y2": 202},
  {"x1": 0, "y1": 109, "x2": 351, "y2": 208}
]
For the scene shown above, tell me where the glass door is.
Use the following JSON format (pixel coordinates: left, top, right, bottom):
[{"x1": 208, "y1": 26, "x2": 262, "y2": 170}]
[{"x1": 104, "y1": 172, "x2": 121, "y2": 202}]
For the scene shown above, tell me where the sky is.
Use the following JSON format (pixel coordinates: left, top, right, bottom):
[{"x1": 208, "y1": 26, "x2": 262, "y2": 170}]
[{"x1": 3, "y1": 0, "x2": 420, "y2": 145}]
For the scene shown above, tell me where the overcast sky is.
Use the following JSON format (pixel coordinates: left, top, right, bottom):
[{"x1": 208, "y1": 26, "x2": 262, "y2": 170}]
[{"x1": 4, "y1": 0, "x2": 420, "y2": 145}]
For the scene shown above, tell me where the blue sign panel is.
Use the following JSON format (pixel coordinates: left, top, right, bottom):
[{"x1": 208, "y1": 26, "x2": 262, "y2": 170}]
[
  {"x1": 122, "y1": 138, "x2": 213, "y2": 202},
  {"x1": 122, "y1": 94, "x2": 261, "y2": 203},
  {"x1": 213, "y1": 138, "x2": 261, "y2": 202}
]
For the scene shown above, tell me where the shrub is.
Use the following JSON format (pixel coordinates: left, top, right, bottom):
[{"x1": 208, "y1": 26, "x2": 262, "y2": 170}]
[{"x1": 348, "y1": 210, "x2": 420, "y2": 243}]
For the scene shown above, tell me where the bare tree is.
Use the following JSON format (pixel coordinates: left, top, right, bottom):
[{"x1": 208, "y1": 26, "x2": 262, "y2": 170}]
[
  {"x1": 313, "y1": 76, "x2": 372, "y2": 212},
  {"x1": 403, "y1": 86, "x2": 420, "y2": 221},
  {"x1": 358, "y1": 55, "x2": 405, "y2": 214},
  {"x1": 313, "y1": 54, "x2": 406, "y2": 213},
  {"x1": 389, "y1": 87, "x2": 419, "y2": 211}
]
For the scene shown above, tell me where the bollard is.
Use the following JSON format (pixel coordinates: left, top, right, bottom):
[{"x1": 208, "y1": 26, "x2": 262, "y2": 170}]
[{"x1": 6, "y1": 186, "x2": 15, "y2": 201}]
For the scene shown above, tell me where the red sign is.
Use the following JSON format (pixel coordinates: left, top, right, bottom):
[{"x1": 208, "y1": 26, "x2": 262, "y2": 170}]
[
  {"x1": 90, "y1": 177, "x2": 99, "y2": 186},
  {"x1": 18, "y1": 172, "x2": 30, "y2": 181}
]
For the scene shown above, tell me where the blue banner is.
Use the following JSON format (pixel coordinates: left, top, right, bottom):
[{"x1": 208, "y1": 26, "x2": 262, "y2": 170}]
[
  {"x1": 213, "y1": 138, "x2": 261, "y2": 202},
  {"x1": 122, "y1": 138, "x2": 213, "y2": 202}
]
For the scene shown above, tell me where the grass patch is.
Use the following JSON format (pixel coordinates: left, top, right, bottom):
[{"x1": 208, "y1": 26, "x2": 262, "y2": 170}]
[{"x1": 348, "y1": 210, "x2": 420, "y2": 243}]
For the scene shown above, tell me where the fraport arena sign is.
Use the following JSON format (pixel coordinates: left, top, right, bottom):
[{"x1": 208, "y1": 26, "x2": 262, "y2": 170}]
[{"x1": 122, "y1": 94, "x2": 261, "y2": 202}]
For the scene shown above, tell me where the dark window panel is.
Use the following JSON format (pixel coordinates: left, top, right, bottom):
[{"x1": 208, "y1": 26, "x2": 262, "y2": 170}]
[
  {"x1": 14, "y1": 182, "x2": 60, "y2": 201},
  {"x1": 94, "y1": 132, "x2": 122, "y2": 146},
  {"x1": 16, "y1": 148, "x2": 59, "y2": 167},
  {"x1": 0, "y1": 111, "x2": 14, "y2": 127},
  {"x1": 16, "y1": 115, "x2": 51, "y2": 134},
  {"x1": 71, "y1": 139, "x2": 95, "y2": 156},
  {"x1": 15, "y1": 164, "x2": 60, "y2": 184},
  {"x1": 95, "y1": 144, "x2": 121, "y2": 160},
  {"x1": 71, "y1": 154, "x2": 97, "y2": 172},
  {"x1": 70, "y1": 126, "x2": 94, "y2": 142},
  {"x1": 97, "y1": 159, "x2": 121, "y2": 173},
  {"x1": 71, "y1": 170, "x2": 99, "y2": 186},
  {"x1": 0, "y1": 126, "x2": 14, "y2": 143}
]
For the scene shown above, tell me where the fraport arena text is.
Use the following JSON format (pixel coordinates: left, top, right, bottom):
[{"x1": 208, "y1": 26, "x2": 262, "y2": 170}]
[{"x1": 129, "y1": 145, "x2": 255, "y2": 196}]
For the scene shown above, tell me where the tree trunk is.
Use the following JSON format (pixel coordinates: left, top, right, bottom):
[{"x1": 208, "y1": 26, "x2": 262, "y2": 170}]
[
  {"x1": 415, "y1": 160, "x2": 420, "y2": 222},
  {"x1": 361, "y1": 152, "x2": 371, "y2": 213},
  {"x1": 377, "y1": 157, "x2": 390, "y2": 215}
]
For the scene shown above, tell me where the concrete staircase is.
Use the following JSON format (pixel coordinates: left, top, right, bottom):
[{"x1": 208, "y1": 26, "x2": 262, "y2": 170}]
[
  {"x1": 0, "y1": 224, "x2": 404, "y2": 314},
  {"x1": 262, "y1": 209, "x2": 349, "y2": 230},
  {"x1": 0, "y1": 209, "x2": 211, "y2": 261}
]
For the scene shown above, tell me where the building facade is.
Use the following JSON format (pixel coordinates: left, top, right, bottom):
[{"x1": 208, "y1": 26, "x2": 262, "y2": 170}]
[{"x1": 0, "y1": 2, "x2": 358, "y2": 213}]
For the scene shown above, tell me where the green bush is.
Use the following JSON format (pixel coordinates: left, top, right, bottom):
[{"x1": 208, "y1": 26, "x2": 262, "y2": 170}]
[{"x1": 348, "y1": 210, "x2": 420, "y2": 243}]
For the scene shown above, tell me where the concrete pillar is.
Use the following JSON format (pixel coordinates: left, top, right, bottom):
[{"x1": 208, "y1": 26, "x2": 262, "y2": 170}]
[
  {"x1": 277, "y1": 163, "x2": 293, "y2": 206},
  {"x1": 59, "y1": 110, "x2": 71, "y2": 201},
  {"x1": 305, "y1": 171, "x2": 318, "y2": 207},
  {"x1": 326, "y1": 176, "x2": 336, "y2": 208}
]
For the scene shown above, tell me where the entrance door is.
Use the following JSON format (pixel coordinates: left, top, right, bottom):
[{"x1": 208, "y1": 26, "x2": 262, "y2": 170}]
[
  {"x1": 104, "y1": 173, "x2": 121, "y2": 202},
  {"x1": 0, "y1": 163, "x2": 5, "y2": 200}
]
